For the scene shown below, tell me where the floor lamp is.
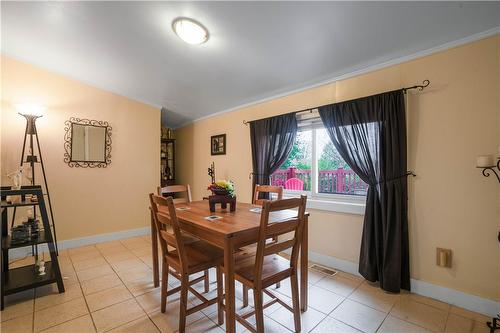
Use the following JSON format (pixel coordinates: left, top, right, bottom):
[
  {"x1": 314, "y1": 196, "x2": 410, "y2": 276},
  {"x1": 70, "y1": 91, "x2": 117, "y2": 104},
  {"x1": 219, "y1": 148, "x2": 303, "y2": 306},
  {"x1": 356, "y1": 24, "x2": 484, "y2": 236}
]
[{"x1": 14, "y1": 104, "x2": 59, "y2": 254}]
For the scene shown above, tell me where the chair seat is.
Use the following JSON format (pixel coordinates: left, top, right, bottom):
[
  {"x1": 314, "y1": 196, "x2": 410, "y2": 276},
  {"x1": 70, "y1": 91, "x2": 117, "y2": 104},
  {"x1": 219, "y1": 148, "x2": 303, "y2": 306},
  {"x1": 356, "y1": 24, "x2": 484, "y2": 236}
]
[
  {"x1": 229, "y1": 252, "x2": 292, "y2": 288},
  {"x1": 166, "y1": 240, "x2": 223, "y2": 273}
]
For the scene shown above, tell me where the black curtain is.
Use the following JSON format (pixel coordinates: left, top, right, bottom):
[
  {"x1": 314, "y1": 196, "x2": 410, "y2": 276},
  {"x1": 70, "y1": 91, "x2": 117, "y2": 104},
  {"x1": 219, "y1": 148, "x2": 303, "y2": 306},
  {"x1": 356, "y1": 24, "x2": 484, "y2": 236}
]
[
  {"x1": 250, "y1": 113, "x2": 297, "y2": 199},
  {"x1": 319, "y1": 90, "x2": 410, "y2": 292}
]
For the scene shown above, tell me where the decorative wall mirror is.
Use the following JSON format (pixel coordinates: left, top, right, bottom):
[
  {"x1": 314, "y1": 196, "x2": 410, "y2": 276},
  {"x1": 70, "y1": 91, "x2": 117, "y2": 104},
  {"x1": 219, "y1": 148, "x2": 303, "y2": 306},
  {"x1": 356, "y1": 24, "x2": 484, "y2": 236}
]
[{"x1": 64, "y1": 117, "x2": 112, "y2": 168}]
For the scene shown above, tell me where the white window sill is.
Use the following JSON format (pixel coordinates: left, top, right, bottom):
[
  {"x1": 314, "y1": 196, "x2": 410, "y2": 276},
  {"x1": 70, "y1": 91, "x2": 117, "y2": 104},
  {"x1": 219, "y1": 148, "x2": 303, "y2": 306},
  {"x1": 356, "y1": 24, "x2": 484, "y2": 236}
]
[{"x1": 282, "y1": 192, "x2": 366, "y2": 215}]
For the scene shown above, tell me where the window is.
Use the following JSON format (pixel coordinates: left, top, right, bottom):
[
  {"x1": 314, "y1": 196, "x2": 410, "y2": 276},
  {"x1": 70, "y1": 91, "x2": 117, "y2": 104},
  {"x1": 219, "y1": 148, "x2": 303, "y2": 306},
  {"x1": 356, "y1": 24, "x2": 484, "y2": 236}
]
[{"x1": 270, "y1": 120, "x2": 368, "y2": 212}]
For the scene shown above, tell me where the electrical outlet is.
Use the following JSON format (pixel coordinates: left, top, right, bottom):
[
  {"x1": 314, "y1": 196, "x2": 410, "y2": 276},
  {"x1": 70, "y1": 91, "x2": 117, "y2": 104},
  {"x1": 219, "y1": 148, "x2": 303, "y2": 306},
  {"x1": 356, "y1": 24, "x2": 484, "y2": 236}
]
[{"x1": 436, "y1": 248, "x2": 452, "y2": 268}]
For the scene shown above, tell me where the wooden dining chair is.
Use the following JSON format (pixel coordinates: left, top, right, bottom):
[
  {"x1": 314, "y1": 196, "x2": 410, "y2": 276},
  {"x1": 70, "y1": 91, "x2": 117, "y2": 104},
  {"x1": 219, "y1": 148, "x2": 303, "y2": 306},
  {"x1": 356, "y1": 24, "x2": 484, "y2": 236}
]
[
  {"x1": 157, "y1": 184, "x2": 192, "y2": 203},
  {"x1": 244, "y1": 184, "x2": 284, "y2": 298},
  {"x1": 149, "y1": 194, "x2": 225, "y2": 332},
  {"x1": 156, "y1": 184, "x2": 209, "y2": 292},
  {"x1": 224, "y1": 196, "x2": 307, "y2": 333},
  {"x1": 253, "y1": 184, "x2": 283, "y2": 205}
]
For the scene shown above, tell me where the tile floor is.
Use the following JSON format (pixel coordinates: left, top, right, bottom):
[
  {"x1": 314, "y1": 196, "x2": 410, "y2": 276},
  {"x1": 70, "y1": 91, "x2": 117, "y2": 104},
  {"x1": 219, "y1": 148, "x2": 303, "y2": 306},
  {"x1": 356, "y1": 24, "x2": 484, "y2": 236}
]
[{"x1": 0, "y1": 235, "x2": 492, "y2": 333}]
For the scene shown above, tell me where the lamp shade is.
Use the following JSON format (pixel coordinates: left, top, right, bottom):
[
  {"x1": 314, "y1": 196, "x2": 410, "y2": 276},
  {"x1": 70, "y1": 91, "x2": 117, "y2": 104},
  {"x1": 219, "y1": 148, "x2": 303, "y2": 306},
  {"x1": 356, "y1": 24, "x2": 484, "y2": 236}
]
[{"x1": 15, "y1": 103, "x2": 46, "y2": 117}]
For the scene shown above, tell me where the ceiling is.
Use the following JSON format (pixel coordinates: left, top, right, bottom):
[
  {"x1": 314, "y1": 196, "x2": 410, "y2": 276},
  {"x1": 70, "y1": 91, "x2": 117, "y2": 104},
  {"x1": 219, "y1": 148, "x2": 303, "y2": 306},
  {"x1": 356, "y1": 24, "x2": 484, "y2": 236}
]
[{"x1": 2, "y1": 2, "x2": 499, "y2": 128}]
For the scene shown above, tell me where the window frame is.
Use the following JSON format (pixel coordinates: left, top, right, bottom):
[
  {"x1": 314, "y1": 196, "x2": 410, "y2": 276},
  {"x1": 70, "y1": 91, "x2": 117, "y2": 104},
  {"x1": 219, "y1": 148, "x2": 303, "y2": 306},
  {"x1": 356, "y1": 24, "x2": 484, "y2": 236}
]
[{"x1": 279, "y1": 122, "x2": 366, "y2": 215}]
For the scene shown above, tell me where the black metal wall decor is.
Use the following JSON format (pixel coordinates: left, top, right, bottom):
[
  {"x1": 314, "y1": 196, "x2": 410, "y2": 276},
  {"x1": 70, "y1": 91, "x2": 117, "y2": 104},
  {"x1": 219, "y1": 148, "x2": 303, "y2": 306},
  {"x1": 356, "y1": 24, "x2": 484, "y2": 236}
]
[
  {"x1": 478, "y1": 158, "x2": 500, "y2": 183},
  {"x1": 64, "y1": 117, "x2": 112, "y2": 168}
]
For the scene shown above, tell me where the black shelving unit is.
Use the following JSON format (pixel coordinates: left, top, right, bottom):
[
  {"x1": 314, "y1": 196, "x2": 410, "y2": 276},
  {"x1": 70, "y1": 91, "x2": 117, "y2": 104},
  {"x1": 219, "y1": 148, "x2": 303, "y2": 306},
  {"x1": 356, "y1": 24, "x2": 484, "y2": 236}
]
[{"x1": 1, "y1": 186, "x2": 64, "y2": 310}]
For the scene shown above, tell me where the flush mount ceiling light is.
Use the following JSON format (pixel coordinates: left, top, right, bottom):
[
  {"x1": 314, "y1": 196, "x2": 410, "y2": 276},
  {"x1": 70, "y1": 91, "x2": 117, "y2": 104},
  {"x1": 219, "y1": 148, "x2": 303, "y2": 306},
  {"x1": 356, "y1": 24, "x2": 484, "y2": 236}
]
[{"x1": 172, "y1": 17, "x2": 209, "y2": 45}]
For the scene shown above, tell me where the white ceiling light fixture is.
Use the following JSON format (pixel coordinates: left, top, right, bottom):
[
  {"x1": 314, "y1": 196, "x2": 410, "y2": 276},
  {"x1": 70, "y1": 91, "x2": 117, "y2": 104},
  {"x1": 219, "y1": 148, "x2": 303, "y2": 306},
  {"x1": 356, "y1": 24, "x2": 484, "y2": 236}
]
[{"x1": 172, "y1": 17, "x2": 209, "y2": 45}]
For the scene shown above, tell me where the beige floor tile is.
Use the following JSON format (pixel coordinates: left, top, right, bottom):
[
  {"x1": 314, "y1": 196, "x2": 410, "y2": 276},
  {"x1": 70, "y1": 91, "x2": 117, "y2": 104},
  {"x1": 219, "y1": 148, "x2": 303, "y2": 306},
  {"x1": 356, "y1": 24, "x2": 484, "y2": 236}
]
[
  {"x1": 38, "y1": 314, "x2": 96, "y2": 333},
  {"x1": 139, "y1": 255, "x2": 155, "y2": 268},
  {"x1": 77, "y1": 264, "x2": 115, "y2": 282},
  {"x1": 35, "y1": 282, "x2": 83, "y2": 311},
  {"x1": 73, "y1": 257, "x2": 109, "y2": 271},
  {"x1": 315, "y1": 275, "x2": 361, "y2": 297},
  {"x1": 98, "y1": 245, "x2": 129, "y2": 256},
  {"x1": 246, "y1": 315, "x2": 293, "y2": 333},
  {"x1": 108, "y1": 316, "x2": 160, "y2": 333},
  {"x1": 270, "y1": 304, "x2": 327, "y2": 332},
  {"x1": 310, "y1": 316, "x2": 362, "y2": 332},
  {"x1": 0, "y1": 313, "x2": 33, "y2": 333},
  {"x1": 185, "y1": 316, "x2": 224, "y2": 333},
  {"x1": 330, "y1": 299, "x2": 386, "y2": 333},
  {"x1": 445, "y1": 313, "x2": 474, "y2": 333},
  {"x1": 95, "y1": 240, "x2": 124, "y2": 250},
  {"x1": 390, "y1": 298, "x2": 448, "y2": 332},
  {"x1": 148, "y1": 300, "x2": 205, "y2": 333},
  {"x1": 116, "y1": 265, "x2": 152, "y2": 282},
  {"x1": 307, "y1": 285, "x2": 345, "y2": 314},
  {"x1": 80, "y1": 273, "x2": 123, "y2": 295},
  {"x1": 336, "y1": 271, "x2": 364, "y2": 283},
  {"x1": 69, "y1": 245, "x2": 98, "y2": 255},
  {"x1": 111, "y1": 258, "x2": 150, "y2": 272},
  {"x1": 125, "y1": 275, "x2": 158, "y2": 297},
  {"x1": 103, "y1": 251, "x2": 136, "y2": 264},
  {"x1": 136, "y1": 289, "x2": 162, "y2": 314},
  {"x1": 85, "y1": 284, "x2": 133, "y2": 312},
  {"x1": 61, "y1": 268, "x2": 80, "y2": 286},
  {"x1": 348, "y1": 281, "x2": 400, "y2": 313},
  {"x1": 34, "y1": 297, "x2": 89, "y2": 332},
  {"x1": 131, "y1": 245, "x2": 152, "y2": 257},
  {"x1": 91, "y1": 299, "x2": 146, "y2": 332},
  {"x1": 377, "y1": 315, "x2": 432, "y2": 333},
  {"x1": 402, "y1": 293, "x2": 450, "y2": 312},
  {"x1": 1, "y1": 290, "x2": 34, "y2": 322},
  {"x1": 449, "y1": 306, "x2": 491, "y2": 323}
]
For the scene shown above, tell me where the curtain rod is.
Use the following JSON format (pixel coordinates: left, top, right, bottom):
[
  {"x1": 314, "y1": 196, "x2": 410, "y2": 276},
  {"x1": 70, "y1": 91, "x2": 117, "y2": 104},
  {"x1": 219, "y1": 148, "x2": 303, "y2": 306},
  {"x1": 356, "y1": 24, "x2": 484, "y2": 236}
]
[{"x1": 243, "y1": 79, "x2": 430, "y2": 125}]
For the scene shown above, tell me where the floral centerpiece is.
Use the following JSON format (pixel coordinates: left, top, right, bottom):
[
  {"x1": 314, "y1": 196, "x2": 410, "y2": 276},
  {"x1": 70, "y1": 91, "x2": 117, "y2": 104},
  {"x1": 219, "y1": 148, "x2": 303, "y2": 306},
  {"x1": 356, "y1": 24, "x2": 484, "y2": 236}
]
[{"x1": 207, "y1": 180, "x2": 235, "y2": 197}]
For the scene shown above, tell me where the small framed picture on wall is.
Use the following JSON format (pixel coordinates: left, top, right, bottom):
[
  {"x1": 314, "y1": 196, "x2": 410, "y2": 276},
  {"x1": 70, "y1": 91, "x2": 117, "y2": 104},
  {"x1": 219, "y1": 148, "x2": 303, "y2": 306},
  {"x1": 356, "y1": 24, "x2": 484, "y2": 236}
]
[{"x1": 211, "y1": 134, "x2": 226, "y2": 155}]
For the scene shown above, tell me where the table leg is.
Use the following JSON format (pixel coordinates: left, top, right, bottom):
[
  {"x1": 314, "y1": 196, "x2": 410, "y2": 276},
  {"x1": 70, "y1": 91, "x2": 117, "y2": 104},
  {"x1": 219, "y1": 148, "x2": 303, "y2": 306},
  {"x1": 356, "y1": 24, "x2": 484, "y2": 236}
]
[
  {"x1": 224, "y1": 237, "x2": 236, "y2": 333},
  {"x1": 300, "y1": 215, "x2": 308, "y2": 312},
  {"x1": 151, "y1": 210, "x2": 159, "y2": 288}
]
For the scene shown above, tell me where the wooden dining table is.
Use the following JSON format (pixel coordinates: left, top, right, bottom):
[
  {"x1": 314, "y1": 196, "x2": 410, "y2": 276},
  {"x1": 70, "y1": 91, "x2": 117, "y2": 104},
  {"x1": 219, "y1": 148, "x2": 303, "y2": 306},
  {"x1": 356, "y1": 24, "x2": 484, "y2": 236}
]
[{"x1": 150, "y1": 200, "x2": 309, "y2": 333}]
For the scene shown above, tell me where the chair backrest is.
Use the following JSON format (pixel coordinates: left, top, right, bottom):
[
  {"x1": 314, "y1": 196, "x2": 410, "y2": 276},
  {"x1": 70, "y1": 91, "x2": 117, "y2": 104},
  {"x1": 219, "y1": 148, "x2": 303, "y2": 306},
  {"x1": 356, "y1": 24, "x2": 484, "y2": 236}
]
[
  {"x1": 254, "y1": 196, "x2": 307, "y2": 286},
  {"x1": 284, "y1": 178, "x2": 304, "y2": 190},
  {"x1": 149, "y1": 193, "x2": 189, "y2": 272},
  {"x1": 253, "y1": 184, "x2": 283, "y2": 206},
  {"x1": 157, "y1": 184, "x2": 192, "y2": 204}
]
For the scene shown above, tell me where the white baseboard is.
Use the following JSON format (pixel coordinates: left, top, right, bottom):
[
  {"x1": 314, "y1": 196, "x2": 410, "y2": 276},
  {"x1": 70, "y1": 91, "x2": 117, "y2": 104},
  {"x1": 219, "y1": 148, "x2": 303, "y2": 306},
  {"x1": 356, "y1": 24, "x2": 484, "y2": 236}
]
[
  {"x1": 9, "y1": 226, "x2": 150, "y2": 259},
  {"x1": 308, "y1": 250, "x2": 499, "y2": 318}
]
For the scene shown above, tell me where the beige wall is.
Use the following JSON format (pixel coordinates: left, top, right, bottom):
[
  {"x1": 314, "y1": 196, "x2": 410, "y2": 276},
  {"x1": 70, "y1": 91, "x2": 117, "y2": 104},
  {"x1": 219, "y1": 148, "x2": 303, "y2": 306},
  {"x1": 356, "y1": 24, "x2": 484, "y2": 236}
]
[
  {"x1": 176, "y1": 36, "x2": 500, "y2": 301},
  {"x1": 0, "y1": 56, "x2": 160, "y2": 241}
]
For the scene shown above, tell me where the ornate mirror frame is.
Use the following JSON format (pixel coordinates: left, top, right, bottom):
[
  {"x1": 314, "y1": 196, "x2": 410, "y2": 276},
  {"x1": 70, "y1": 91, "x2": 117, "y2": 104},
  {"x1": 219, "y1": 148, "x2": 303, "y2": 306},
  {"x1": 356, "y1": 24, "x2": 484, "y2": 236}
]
[{"x1": 64, "y1": 117, "x2": 112, "y2": 168}]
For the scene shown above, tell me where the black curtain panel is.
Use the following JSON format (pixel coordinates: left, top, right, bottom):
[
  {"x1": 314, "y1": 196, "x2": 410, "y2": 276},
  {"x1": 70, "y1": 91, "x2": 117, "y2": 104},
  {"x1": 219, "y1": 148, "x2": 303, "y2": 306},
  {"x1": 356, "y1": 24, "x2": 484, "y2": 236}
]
[
  {"x1": 319, "y1": 90, "x2": 410, "y2": 292},
  {"x1": 250, "y1": 113, "x2": 297, "y2": 199}
]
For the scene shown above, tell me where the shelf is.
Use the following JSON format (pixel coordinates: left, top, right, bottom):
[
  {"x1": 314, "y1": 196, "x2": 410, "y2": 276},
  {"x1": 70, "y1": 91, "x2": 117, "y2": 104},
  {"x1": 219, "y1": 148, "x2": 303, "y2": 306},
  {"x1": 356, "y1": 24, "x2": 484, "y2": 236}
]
[
  {"x1": 2, "y1": 230, "x2": 49, "y2": 250},
  {"x1": 0, "y1": 200, "x2": 38, "y2": 208},
  {"x1": 3, "y1": 262, "x2": 59, "y2": 296}
]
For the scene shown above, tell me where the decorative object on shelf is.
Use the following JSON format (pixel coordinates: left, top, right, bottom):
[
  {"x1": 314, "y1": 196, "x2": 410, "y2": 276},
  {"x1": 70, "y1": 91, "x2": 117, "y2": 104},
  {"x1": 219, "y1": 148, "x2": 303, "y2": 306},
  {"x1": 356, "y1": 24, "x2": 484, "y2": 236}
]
[
  {"x1": 160, "y1": 139, "x2": 175, "y2": 187},
  {"x1": 207, "y1": 180, "x2": 236, "y2": 212},
  {"x1": 210, "y1": 134, "x2": 226, "y2": 155},
  {"x1": 64, "y1": 117, "x2": 112, "y2": 168},
  {"x1": 37, "y1": 260, "x2": 46, "y2": 276},
  {"x1": 15, "y1": 104, "x2": 59, "y2": 252},
  {"x1": 207, "y1": 162, "x2": 216, "y2": 184},
  {"x1": 476, "y1": 146, "x2": 500, "y2": 183}
]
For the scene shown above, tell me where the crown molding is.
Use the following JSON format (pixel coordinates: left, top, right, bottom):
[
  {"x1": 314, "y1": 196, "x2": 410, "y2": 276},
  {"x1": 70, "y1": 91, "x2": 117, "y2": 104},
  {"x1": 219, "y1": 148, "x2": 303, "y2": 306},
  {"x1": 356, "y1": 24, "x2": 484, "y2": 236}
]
[{"x1": 174, "y1": 26, "x2": 500, "y2": 129}]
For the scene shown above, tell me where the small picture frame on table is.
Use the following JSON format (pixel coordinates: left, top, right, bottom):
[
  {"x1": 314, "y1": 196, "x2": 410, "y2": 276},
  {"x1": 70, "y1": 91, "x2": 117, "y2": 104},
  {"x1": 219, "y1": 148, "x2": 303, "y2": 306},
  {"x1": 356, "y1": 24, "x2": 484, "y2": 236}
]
[{"x1": 211, "y1": 134, "x2": 226, "y2": 155}]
